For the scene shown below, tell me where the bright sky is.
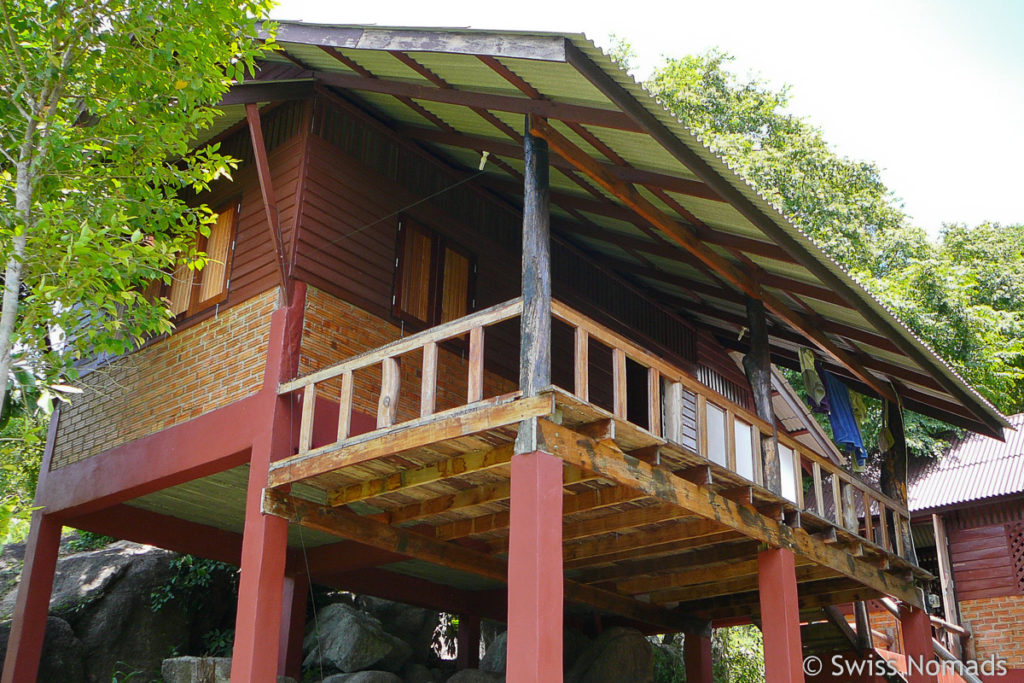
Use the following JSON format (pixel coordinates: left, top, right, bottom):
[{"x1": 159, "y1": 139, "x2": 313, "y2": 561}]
[{"x1": 271, "y1": 0, "x2": 1024, "y2": 237}]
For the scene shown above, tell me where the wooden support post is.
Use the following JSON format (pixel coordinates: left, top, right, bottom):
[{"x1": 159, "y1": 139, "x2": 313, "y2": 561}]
[
  {"x1": 758, "y1": 548, "x2": 804, "y2": 683},
  {"x1": 574, "y1": 327, "x2": 589, "y2": 401},
  {"x1": 880, "y1": 398, "x2": 918, "y2": 564},
  {"x1": 506, "y1": 450, "x2": 564, "y2": 682},
  {"x1": 684, "y1": 634, "x2": 714, "y2": 683},
  {"x1": 279, "y1": 574, "x2": 308, "y2": 681},
  {"x1": 456, "y1": 614, "x2": 481, "y2": 670},
  {"x1": 931, "y1": 513, "x2": 960, "y2": 658},
  {"x1": 377, "y1": 356, "x2": 401, "y2": 428},
  {"x1": 245, "y1": 102, "x2": 290, "y2": 305},
  {"x1": 468, "y1": 326, "x2": 485, "y2": 403},
  {"x1": 742, "y1": 297, "x2": 781, "y2": 494},
  {"x1": 899, "y1": 603, "x2": 937, "y2": 683},
  {"x1": 663, "y1": 381, "x2": 682, "y2": 444},
  {"x1": 854, "y1": 601, "x2": 874, "y2": 652},
  {"x1": 0, "y1": 511, "x2": 62, "y2": 683},
  {"x1": 519, "y1": 116, "x2": 551, "y2": 399},
  {"x1": 421, "y1": 341, "x2": 438, "y2": 417}
]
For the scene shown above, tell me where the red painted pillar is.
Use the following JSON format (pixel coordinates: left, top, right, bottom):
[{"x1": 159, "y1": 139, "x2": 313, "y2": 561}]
[
  {"x1": 684, "y1": 634, "x2": 714, "y2": 683},
  {"x1": 758, "y1": 548, "x2": 804, "y2": 683},
  {"x1": 506, "y1": 449, "x2": 563, "y2": 682},
  {"x1": 456, "y1": 614, "x2": 481, "y2": 670},
  {"x1": 899, "y1": 603, "x2": 937, "y2": 683},
  {"x1": 231, "y1": 284, "x2": 306, "y2": 683},
  {"x1": 279, "y1": 574, "x2": 308, "y2": 680},
  {"x1": 1, "y1": 511, "x2": 62, "y2": 683}
]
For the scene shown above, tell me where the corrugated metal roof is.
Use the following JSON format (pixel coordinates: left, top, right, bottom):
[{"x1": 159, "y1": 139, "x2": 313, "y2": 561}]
[
  {"x1": 212, "y1": 21, "x2": 1010, "y2": 438},
  {"x1": 909, "y1": 413, "x2": 1024, "y2": 512}
]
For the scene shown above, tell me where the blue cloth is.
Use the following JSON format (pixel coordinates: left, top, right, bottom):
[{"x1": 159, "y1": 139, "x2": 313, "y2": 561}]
[{"x1": 822, "y1": 370, "x2": 867, "y2": 466}]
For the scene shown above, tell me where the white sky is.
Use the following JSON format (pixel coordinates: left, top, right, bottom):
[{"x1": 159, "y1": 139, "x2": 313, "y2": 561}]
[{"x1": 271, "y1": 0, "x2": 1024, "y2": 237}]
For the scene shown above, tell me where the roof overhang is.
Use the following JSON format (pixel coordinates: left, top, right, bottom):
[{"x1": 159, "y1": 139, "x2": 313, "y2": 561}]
[{"x1": 210, "y1": 21, "x2": 1010, "y2": 439}]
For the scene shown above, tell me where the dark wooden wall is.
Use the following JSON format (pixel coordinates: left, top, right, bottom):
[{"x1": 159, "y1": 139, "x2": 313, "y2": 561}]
[{"x1": 946, "y1": 498, "x2": 1024, "y2": 601}]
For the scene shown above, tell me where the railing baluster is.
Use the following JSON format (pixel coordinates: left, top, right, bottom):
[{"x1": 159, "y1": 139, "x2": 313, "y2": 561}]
[
  {"x1": 574, "y1": 327, "x2": 589, "y2": 401},
  {"x1": 795, "y1": 450, "x2": 805, "y2": 509},
  {"x1": 831, "y1": 473, "x2": 842, "y2": 525},
  {"x1": 647, "y1": 367, "x2": 661, "y2": 437},
  {"x1": 895, "y1": 514, "x2": 906, "y2": 557},
  {"x1": 879, "y1": 503, "x2": 890, "y2": 551},
  {"x1": 377, "y1": 356, "x2": 400, "y2": 429},
  {"x1": 864, "y1": 493, "x2": 874, "y2": 543},
  {"x1": 420, "y1": 341, "x2": 437, "y2": 418},
  {"x1": 612, "y1": 347, "x2": 627, "y2": 419},
  {"x1": 841, "y1": 481, "x2": 857, "y2": 532},
  {"x1": 812, "y1": 461, "x2": 824, "y2": 516},
  {"x1": 725, "y1": 410, "x2": 736, "y2": 472},
  {"x1": 697, "y1": 394, "x2": 708, "y2": 457},
  {"x1": 299, "y1": 384, "x2": 316, "y2": 454},
  {"x1": 663, "y1": 381, "x2": 682, "y2": 444},
  {"x1": 467, "y1": 326, "x2": 484, "y2": 403},
  {"x1": 337, "y1": 371, "x2": 353, "y2": 441}
]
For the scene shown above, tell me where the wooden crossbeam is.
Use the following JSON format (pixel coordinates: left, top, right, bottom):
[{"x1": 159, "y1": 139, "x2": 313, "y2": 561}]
[
  {"x1": 563, "y1": 519, "x2": 728, "y2": 564},
  {"x1": 534, "y1": 419, "x2": 922, "y2": 606},
  {"x1": 269, "y1": 394, "x2": 553, "y2": 489},
  {"x1": 578, "y1": 540, "x2": 759, "y2": 583},
  {"x1": 647, "y1": 564, "x2": 838, "y2": 605},
  {"x1": 530, "y1": 117, "x2": 897, "y2": 404},
  {"x1": 565, "y1": 531, "x2": 742, "y2": 571},
  {"x1": 263, "y1": 489, "x2": 706, "y2": 634}
]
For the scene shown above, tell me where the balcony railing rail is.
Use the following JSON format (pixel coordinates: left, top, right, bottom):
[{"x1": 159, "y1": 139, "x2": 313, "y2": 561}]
[{"x1": 280, "y1": 297, "x2": 913, "y2": 562}]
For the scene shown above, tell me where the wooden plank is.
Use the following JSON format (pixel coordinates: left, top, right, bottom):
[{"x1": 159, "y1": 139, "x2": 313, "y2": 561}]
[
  {"x1": 932, "y1": 513, "x2": 960, "y2": 644},
  {"x1": 261, "y1": 489, "x2": 706, "y2": 634},
  {"x1": 337, "y1": 371, "x2": 354, "y2": 442},
  {"x1": 330, "y1": 443, "x2": 515, "y2": 507},
  {"x1": 647, "y1": 367, "x2": 661, "y2": 438},
  {"x1": 533, "y1": 419, "x2": 923, "y2": 607},
  {"x1": 611, "y1": 347, "x2": 628, "y2": 419},
  {"x1": 421, "y1": 341, "x2": 438, "y2": 418},
  {"x1": 268, "y1": 394, "x2": 552, "y2": 487},
  {"x1": 831, "y1": 473, "x2": 842, "y2": 526},
  {"x1": 468, "y1": 326, "x2": 485, "y2": 403},
  {"x1": 573, "y1": 327, "x2": 589, "y2": 401},
  {"x1": 377, "y1": 356, "x2": 401, "y2": 429},
  {"x1": 663, "y1": 381, "x2": 682, "y2": 444},
  {"x1": 245, "y1": 102, "x2": 291, "y2": 303},
  {"x1": 812, "y1": 462, "x2": 824, "y2": 516},
  {"x1": 615, "y1": 559, "x2": 760, "y2": 595},
  {"x1": 279, "y1": 298, "x2": 522, "y2": 394},
  {"x1": 299, "y1": 384, "x2": 316, "y2": 454},
  {"x1": 564, "y1": 517, "x2": 726, "y2": 564},
  {"x1": 531, "y1": 117, "x2": 898, "y2": 404},
  {"x1": 566, "y1": 531, "x2": 742, "y2": 572},
  {"x1": 648, "y1": 564, "x2": 836, "y2": 604},
  {"x1": 520, "y1": 122, "x2": 551, "y2": 398},
  {"x1": 577, "y1": 541, "x2": 759, "y2": 583},
  {"x1": 878, "y1": 504, "x2": 890, "y2": 552},
  {"x1": 841, "y1": 482, "x2": 858, "y2": 532}
]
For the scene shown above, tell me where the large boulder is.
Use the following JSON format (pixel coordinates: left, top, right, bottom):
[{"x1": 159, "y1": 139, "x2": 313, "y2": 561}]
[
  {"x1": 565, "y1": 627, "x2": 653, "y2": 683},
  {"x1": 304, "y1": 603, "x2": 412, "y2": 674},
  {"x1": 0, "y1": 615, "x2": 87, "y2": 683},
  {"x1": 400, "y1": 661, "x2": 438, "y2": 683},
  {"x1": 355, "y1": 596, "x2": 439, "y2": 664},
  {"x1": 322, "y1": 672, "x2": 403, "y2": 683},
  {"x1": 161, "y1": 656, "x2": 297, "y2": 683},
  {"x1": 445, "y1": 671, "x2": 503, "y2": 683},
  {"x1": 479, "y1": 629, "x2": 590, "y2": 674}
]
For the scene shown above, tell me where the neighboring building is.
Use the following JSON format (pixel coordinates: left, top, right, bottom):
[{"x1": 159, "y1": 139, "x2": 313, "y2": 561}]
[
  {"x1": 909, "y1": 415, "x2": 1024, "y2": 677},
  {"x1": 1, "y1": 23, "x2": 1011, "y2": 683}
]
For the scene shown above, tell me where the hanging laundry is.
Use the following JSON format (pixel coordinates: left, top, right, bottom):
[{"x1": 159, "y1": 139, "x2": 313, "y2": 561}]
[
  {"x1": 877, "y1": 399, "x2": 895, "y2": 453},
  {"x1": 850, "y1": 391, "x2": 867, "y2": 425},
  {"x1": 799, "y1": 347, "x2": 827, "y2": 410},
  {"x1": 821, "y1": 370, "x2": 868, "y2": 468}
]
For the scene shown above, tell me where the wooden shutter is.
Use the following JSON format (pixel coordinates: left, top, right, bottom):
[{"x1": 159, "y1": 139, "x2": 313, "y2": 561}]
[
  {"x1": 168, "y1": 258, "x2": 195, "y2": 316},
  {"x1": 395, "y1": 220, "x2": 435, "y2": 325},
  {"x1": 439, "y1": 246, "x2": 471, "y2": 323},
  {"x1": 197, "y1": 205, "x2": 235, "y2": 305}
]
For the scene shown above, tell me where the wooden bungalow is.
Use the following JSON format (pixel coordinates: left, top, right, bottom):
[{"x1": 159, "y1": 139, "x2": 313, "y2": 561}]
[{"x1": 1, "y1": 23, "x2": 1011, "y2": 683}]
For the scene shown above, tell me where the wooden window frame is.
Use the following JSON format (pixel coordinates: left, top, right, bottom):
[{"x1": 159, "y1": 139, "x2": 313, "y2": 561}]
[
  {"x1": 392, "y1": 216, "x2": 477, "y2": 330},
  {"x1": 165, "y1": 200, "x2": 239, "y2": 319}
]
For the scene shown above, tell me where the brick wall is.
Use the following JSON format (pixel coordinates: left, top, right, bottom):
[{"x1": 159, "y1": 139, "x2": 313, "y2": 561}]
[
  {"x1": 51, "y1": 289, "x2": 278, "y2": 469},
  {"x1": 960, "y1": 594, "x2": 1024, "y2": 667},
  {"x1": 299, "y1": 287, "x2": 517, "y2": 424}
]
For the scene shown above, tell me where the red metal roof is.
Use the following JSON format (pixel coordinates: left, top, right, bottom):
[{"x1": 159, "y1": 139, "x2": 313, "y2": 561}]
[{"x1": 909, "y1": 414, "x2": 1024, "y2": 512}]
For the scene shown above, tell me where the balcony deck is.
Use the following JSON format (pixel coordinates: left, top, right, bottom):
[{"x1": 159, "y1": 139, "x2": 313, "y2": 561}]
[{"x1": 264, "y1": 297, "x2": 929, "y2": 627}]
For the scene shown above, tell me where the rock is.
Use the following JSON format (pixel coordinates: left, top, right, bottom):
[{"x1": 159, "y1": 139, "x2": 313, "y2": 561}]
[
  {"x1": 565, "y1": 627, "x2": 653, "y2": 683},
  {"x1": 479, "y1": 628, "x2": 589, "y2": 674},
  {"x1": 322, "y1": 672, "x2": 403, "y2": 683},
  {"x1": 401, "y1": 661, "x2": 437, "y2": 682},
  {"x1": 356, "y1": 596, "x2": 439, "y2": 664},
  {"x1": 0, "y1": 616, "x2": 86, "y2": 683},
  {"x1": 304, "y1": 603, "x2": 412, "y2": 673},
  {"x1": 445, "y1": 670, "x2": 503, "y2": 683},
  {"x1": 160, "y1": 657, "x2": 297, "y2": 683}
]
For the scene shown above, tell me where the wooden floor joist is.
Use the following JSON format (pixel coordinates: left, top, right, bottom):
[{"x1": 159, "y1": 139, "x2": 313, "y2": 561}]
[
  {"x1": 262, "y1": 488, "x2": 706, "y2": 634},
  {"x1": 565, "y1": 531, "x2": 743, "y2": 570},
  {"x1": 533, "y1": 418, "x2": 923, "y2": 607}
]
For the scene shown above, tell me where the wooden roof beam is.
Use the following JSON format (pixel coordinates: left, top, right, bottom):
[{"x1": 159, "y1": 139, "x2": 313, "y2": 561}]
[{"x1": 530, "y1": 116, "x2": 897, "y2": 403}]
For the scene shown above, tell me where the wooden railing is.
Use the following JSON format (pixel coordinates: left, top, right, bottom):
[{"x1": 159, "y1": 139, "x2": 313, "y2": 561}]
[
  {"x1": 550, "y1": 301, "x2": 914, "y2": 562},
  {"x1": 280, "y1": 297, "x2": 914, "y2": 562}
]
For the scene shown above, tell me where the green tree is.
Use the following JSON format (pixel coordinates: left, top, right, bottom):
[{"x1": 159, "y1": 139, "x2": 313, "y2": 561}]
[
  {"x1": 0, "y1": 0, "x2": 273, "y2": 538},
  {"x1": 642, "y1": 47, "x2": 1024, "y2": 455}
]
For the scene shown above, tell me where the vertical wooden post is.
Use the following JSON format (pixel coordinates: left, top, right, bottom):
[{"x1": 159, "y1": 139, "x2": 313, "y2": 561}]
[
  {"x1": 508, "y1": 120, "x2": 562, "y2": 682},
  {"x1": 421, "y1": 342, "x2": 438, "y2": 417},
  {"x1": 506, "y1": 449, "x2": 564, "y2": 682},
  {"x1": 854, "y1": 602, "x2": 874, "y2": 652},
  {"x1": 230, "y1": 282, "x2": 306, "y2": 683},
  {"x1": 519, "y1": 116, "x2": 551, "y2": 398},
  {"x1": 931, "y1": 513, "x2": 961, "y2": 657},
  {"x1": 456, "y1": 614, "x2": 482, "y2": 670},
  {"x1": 758, "y1": 548, "x2": 804, "y2": 683},
  {"x1": 899, "y1": 602, "x2": 937, "y2": 683},
  {"x1": 574, "y1": 328, "x2": 589, "y2": 401},
  {"x1": 279, "y1": 574, "x2": 309, "y2": 681},
  {"x1": 684, "y1": 634, "x2": 714, "y2": 683},
  {"x1": 378, "y1": 357, "x2": 401, "y2": 428},
  {"x1": 245, "y1": 102, "x2": 290, "y2": 305},
  {"x1": 742, "y1": 296, "x2": 780, "y2": 493},
  {"x1": 880, "y1": 398, "x2": 917, "y2": 564},
  {"x1": 663, "y1": 381, "x2": 683, "y2": 444},
  {"x1": 0, "y1": 511, "x2": 62, "y2": 683},
  {"x1": 468, "y1": 326, "x2": 485, "y2": 403}
]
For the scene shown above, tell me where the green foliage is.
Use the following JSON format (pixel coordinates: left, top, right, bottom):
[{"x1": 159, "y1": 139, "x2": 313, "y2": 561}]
[
  {"x1": 712, "y1": 626, "x2": 764, "y2": 682},
  {"x1": 0, "y1": 411, "x2": 44, "y2": 547},
  {"x1": 433, "y1": 612, "x2": 459, "y2": 659},
  {"x1": 652, "y1": 643, "x2": 685, "y2": 683},
  {"x1": 66, "y1": 529, "x2": 115, "y2": 552},
  {"x1": 0, "y1": 0, "x2": 275, "y2": 407},
  {"x1": 201, "y1": 627, "x2": 234, "y2": 657},
  {"x1": 640, "y1": 45, "x2": 1024, "y2": 455},
  {"x1": 150, "y1": 555, "x2": 237, "y2": 614}
]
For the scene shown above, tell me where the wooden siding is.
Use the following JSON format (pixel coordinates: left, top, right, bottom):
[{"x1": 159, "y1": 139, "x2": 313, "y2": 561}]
[{"x1": 949, "y1": 523, "x2": 1019, "y2": 601}]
